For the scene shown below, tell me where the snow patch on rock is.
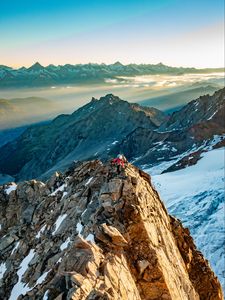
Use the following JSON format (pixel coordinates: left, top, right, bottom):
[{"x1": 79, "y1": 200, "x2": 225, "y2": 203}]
[
  {"x1": 49, "y1": 184, "x2": 66, "y2": 196},
  {"x1": 36, "y1": 225, "x2": 46, "y2": 239},
  {"x1": 9, "y1": 249, "x2": 35, "y2": 300},
  {"x1": 0, "y1": 262, "x2": 7, "y2": 279},
  {"x1": 76, "y1": 222, "x2": 83, "y2": 235},
  {"x1": 52, "y1": 214, "x2": 67, "y2": 235},
  {"x1": 36, "y1": 270, "x2": 50, "y2": 286},
  {"x1": 5, "y1": 183, "x2": 17, "y2": 195},
  {"x1": 60, "y1": 237, "x2": 71, "y2": 251},
  {"x1": 11, "y1": 241, "x2": 20, "y2": 255},
  {"x1": 85, "y1": 177, "x2": 93, "y2": 186},
  {"x1": 86, "y1": 234, "x2": 95, "y2": 243}
]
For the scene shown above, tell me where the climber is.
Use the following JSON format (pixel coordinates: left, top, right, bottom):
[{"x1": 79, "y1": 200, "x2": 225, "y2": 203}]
[{"x1": 111, "y1": 154, "x2": 127, "y2": 174}]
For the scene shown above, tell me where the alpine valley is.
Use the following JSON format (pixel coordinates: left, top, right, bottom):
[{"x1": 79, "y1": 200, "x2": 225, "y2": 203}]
[{"x1": 0, "y1": 88, "x2": 224, "y2": 299}]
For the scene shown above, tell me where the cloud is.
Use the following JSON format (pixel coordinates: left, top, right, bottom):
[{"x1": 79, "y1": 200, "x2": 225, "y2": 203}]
[{"x1": 117, "y1": 72, "x2": 224, "y2": 89}]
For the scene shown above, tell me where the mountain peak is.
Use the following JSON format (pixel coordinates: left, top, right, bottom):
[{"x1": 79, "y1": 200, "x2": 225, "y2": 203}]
[
  {"x1": 28, "y1": 62, "x2": 44, "y2": 71},
  {"x1": 99, "y1": 93, "x2": 121, "y2": 102},
  {"x1": 0, "y1": 160, "x2": 223, "y2": 299},
  {"x1": 113, "y1": 61, "x2": 124, "y2": 66},
  {"x1": 91, "y1": 96, "x2": 98, "y2": 102}
]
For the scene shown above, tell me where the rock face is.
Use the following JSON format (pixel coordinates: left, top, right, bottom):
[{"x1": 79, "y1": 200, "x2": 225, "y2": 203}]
[{"x1": 0, "y1": 160, "x2": 223, "y2": 299}]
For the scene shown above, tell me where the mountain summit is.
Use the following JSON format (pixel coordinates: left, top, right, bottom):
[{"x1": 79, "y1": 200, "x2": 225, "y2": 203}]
[
  {"x1": 0, "y1": 160, "x2": 223, "y2": 299},
  {"x1": 27, "y1": 62, "x2": 44, "y2": 72},
  {"x1": 0, "y1": 94, "x2": 166, "y2": 181}
]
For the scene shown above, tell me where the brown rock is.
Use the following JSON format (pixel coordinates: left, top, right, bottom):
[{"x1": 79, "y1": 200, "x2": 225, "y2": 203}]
[{"x1": 0, "y1": 160, "x2": 223, "y2": 300}]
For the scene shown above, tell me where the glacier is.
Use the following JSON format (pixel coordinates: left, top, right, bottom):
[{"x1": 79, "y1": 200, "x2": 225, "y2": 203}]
[{"x1": 148, "y1": 147, "x2": 225, "y2": 291}]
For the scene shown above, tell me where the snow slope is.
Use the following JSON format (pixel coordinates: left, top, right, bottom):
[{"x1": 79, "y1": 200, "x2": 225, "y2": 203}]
[{"x1": 148, "y1": 148, "x2": 225, "y2": 290}]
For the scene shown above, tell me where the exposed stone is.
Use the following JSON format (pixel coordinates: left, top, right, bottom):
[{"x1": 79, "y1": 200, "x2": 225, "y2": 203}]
[
  {"x1": 137, "y1": 260, "x2": 150, "y2": 275},
  {"x1": 0, "y1": 235, "x2": 15, "y2": 252},
  {"x1": 100, "y1": 223, "x2": 128, "y2": 247},
  {"x1": 0, "y1": 160, "x2": 223, "y2": 299}
]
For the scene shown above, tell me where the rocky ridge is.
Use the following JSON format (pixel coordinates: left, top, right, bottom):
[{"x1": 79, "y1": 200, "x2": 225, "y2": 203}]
[{"x1": 0, "y1": 160, "x2": 223, "y2": 299}]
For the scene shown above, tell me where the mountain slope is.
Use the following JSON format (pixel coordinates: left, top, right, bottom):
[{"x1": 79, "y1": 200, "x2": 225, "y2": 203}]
[
  {"x1": 0, "y1": 88, "x2": 224, "y2": 181},
  {"x1": 0, "y1": 94, "x2": 165, "y2": 181},
  {"x1": 159, "y1": 87, "x2": 225, "y2": 131},
  {"x1": 150, "y1": 147, "x2": 225, "y2": 292},
  {"x1": 112, "y1": 88, "x2": 225, "y2": 168},
  {"x1": 0, "y1": 160, "x2": 223, "y2": 299}
]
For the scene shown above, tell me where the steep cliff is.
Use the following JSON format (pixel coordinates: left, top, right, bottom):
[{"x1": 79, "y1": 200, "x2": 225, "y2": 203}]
[{"x1": 0, "y1": 161, "x2": 223, "y2": 300}]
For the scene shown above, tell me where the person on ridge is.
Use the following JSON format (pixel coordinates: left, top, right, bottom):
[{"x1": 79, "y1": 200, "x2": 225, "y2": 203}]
[{"x1": 112, "y1": 154, "x2": 127, "y2": 174}]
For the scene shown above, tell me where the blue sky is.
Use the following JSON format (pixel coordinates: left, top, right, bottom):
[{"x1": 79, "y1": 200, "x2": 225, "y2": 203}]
[{"x1": 0, "y1": 0, "x2": 224, "y2": 68}]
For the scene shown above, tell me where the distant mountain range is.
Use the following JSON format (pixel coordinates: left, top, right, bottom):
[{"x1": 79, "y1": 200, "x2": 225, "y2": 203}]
[
  {"x1": 0, "y1": 88, "x2": 224, "y2": 182},
  {"x1": 0, "y1": 62, "x2": 223, "y2": 88}
]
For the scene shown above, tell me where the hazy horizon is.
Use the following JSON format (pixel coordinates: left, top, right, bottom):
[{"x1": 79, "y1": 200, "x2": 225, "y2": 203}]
[
  {"x1": 0, "y1": 0, "x2": 224, "y2": 69},
  {"x1": 0, "y1": 71, "x2": 223, "y2": 130},
  {"x1": 3, "y1": 61, "x2": 225, "y2": 70}
]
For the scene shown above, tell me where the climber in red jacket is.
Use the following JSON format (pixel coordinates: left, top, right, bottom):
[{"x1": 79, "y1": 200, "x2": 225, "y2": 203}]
[{"x1": 112, "y1": 154, "x2": 127, "y2": 174}]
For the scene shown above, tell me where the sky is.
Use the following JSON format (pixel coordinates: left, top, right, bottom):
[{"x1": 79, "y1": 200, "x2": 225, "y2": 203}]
[{"x1": 0, "y1": 0, "x2": 224, "y2": 68}]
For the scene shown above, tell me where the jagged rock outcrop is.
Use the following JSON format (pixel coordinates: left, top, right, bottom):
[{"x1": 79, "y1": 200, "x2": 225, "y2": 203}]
[{"x1": 0, "y1": 160, "x2": 223, "y2": 299}]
